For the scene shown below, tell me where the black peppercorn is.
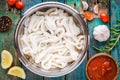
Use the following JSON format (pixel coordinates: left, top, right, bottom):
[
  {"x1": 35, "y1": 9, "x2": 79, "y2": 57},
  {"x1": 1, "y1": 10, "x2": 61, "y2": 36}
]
[{"x1": 0, "y1": 16, "x2": 12, "y2": 32}]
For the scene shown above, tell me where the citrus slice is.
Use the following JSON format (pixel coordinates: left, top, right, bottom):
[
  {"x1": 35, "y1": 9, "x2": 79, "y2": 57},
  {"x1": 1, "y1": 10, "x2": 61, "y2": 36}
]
[
  {"x1": 8, "y1": 66, "x2": 26, "y2": 79},
  {"x1": 1, "y1": 50, "x2": 13, "y2": 69}
]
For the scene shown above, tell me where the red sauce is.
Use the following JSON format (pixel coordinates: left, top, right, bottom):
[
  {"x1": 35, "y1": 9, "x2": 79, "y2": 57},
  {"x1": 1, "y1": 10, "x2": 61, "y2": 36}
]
[{"x1": 87, "y1": 55, "x2": 118, "y2": 80}]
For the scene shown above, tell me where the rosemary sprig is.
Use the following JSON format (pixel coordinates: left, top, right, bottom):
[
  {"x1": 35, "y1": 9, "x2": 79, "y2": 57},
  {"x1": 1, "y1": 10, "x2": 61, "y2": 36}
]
[
  {"x1": 114, "y1": 24, "x2": 120, "y2": 27},
  {"x1": 93, "y1": 27, "x2": 120, "y2": 52},
  {"x1": 93, "y1": 46, "x2": 103, "y2": 52},
  {"x1": 104, "y1": 35, "x2": 120, "y2": 52}
]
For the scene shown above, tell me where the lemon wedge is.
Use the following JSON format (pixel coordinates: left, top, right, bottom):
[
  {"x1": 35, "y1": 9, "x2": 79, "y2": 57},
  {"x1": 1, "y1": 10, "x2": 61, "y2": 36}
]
[
  {"x1": 8, "y1": 66, "x2": 26, "y2": 79},
  {"x1": 1, "y1": 50, "x2": 13, "y2": 69}
]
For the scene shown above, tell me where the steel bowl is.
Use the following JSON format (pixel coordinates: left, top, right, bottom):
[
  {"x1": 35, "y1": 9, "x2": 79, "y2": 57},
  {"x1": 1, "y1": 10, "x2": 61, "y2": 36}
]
[{"x1": 14, "y1": 2, "x2": 88, "y2": 77}]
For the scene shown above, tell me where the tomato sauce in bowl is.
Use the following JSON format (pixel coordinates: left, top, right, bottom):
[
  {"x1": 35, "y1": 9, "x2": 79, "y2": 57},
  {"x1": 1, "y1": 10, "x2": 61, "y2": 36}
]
[{"x1": 86, "y1": 53, "x2": 118, "y2": 80}]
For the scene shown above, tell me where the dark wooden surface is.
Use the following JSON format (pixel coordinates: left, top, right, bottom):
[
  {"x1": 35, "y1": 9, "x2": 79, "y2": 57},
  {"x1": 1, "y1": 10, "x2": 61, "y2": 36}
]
[{"x1": 0, "y1": 0, "x2": 120, "y2": 80}]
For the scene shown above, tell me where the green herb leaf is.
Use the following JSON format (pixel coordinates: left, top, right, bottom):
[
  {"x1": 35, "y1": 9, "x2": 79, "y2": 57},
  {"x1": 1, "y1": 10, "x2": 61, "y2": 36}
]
[{"x1": 93, "y1": 46, "x2": 103, "y2": 52}]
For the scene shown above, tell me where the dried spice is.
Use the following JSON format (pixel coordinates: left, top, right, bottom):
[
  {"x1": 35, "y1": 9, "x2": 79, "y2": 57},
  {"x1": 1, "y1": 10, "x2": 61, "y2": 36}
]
[{"x1": 0, "y1": 16, "x2": 12, "y2": 32}]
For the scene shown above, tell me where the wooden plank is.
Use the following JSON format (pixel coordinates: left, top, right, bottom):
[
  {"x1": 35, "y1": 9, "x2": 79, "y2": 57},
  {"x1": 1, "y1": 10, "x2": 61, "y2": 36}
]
[
  {"x1": 88, "y1": 0, "x2": 120, "y2": 80},
  {"x1": 0, "y1": 1, "x2": 21, "y2": 80},
  {"x1": 110, "y1": 0, "x2": 120, "y2": 79},
  {"x1": 65, "y1": 0, "x2": 87, "y2": 80},
  {"x1": 20, "y1": 0, "x2": 44, "y2": 80},
  {"x1": 66, "y1": 0, "x2": 75, "y2": 5},
  {"x1": 44, "y1": 77, "x2": 65, "y2": 80},
  {"x1": 87, "y1": 0, "x2": 110, "y2": 57},
  {"x1": 88, "y1": 18, "x2": 109, "y2": 57},
  {"x1": 1, "y1": 1, "x2": 119, "y2": 80},
  {"x1": 21, "y1": 0, "x2": 42, "y2": 15},
  {"x1": 65, "y1": 58, "x2": 87, "y2": 80}
]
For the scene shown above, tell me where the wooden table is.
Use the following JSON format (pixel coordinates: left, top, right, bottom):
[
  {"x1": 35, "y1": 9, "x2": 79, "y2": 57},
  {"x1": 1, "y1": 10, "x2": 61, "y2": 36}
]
[{"x1": 0, "y1": 0, "x2": 120, "y2": 80}]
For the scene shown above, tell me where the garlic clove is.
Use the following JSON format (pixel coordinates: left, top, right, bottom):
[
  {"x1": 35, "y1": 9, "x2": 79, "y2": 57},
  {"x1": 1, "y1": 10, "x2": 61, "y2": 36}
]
[
  {"x1": 93, "y1": 25, "x2": 110, "y2": 42},
  {"x1": 93, "y1": 5, "x2": 99, "y2": 14},
  {"x1": 82, "y1": 1, "x2": 88, "y2": 10}
]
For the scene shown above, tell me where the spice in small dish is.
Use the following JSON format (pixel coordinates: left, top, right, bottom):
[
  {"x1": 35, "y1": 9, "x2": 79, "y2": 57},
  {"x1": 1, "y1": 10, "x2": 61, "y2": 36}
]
[{"x1": 86, "y1": 53, "x2": 118, "y2": 80}]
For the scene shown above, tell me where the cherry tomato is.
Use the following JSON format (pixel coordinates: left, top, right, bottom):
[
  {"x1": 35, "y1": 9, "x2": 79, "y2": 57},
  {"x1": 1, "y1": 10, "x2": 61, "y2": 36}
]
[
  {"x1": 84, "y1": 11, "x2": 94, "y2": 21},
  {"x1": 8, "y1": 0, "x2": 17, "y2": 6},
  {"x1": 15, "y1": 1, "x2": 24, "y2": 9},
  {"x1": 100, "y1": 12, "x2": 109, "y2": 23}
]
